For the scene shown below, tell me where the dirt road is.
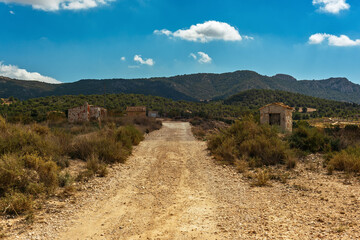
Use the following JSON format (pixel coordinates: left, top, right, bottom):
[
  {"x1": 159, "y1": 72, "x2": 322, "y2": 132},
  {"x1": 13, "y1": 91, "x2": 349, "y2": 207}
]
[
  {"x1": 10, "y1": 121, "x2": 360, "y2": 239},
  {"x1": 57, "y1": 121, "x2": 235, "y2": 239}
]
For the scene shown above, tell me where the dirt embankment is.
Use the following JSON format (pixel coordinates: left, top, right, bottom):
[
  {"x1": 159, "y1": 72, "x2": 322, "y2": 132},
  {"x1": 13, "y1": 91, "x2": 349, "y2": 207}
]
[{"x1": 3, "y1": 121, "x2": 360, "y2": 239}]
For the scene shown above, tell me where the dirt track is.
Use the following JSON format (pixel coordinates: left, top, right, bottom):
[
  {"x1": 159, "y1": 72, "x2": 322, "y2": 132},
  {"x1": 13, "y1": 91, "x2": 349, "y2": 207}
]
[
  {"x1": 58, "y1": 121, "x2": 226, "y2": 239},
  {"x1": 8, "y1": 121, "x2": 360, "y2": 239}
]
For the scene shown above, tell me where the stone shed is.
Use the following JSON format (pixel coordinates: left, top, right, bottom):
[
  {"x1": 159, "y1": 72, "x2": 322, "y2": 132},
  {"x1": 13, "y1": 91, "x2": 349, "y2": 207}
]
[
  {"x1": 68, "y1": 102, "x2": 107, "y2": 123},
  {"x1": 126, "y1": 106, "x2": 147, "y2": 117},
  {"x1": 260, "y1": 103, "x2": 294, "y2": 132}
]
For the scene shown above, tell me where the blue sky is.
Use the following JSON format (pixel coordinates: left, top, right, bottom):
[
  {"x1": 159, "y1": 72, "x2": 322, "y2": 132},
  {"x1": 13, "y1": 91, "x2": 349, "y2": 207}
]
[{"x1": 1, "y1": 0, "x2": 360, "y2": 84}]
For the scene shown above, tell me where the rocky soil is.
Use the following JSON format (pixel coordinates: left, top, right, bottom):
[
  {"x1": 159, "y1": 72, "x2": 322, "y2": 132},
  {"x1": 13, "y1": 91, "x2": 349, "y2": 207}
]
[{"x1": 1, "y1": 121, "x2": 360, "y2": 239}]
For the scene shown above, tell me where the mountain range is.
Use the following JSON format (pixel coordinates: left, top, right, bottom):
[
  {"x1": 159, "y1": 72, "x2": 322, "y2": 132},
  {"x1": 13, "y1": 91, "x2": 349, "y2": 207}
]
[{"x1": 1, "y1": 70, "x2": 360, "y2": 103}]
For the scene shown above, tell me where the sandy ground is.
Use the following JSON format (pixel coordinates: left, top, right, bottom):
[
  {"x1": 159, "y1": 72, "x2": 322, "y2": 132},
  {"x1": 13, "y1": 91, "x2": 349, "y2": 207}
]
[{"x1": 3, "y1": 121, "x2": 360, "y2": 239}]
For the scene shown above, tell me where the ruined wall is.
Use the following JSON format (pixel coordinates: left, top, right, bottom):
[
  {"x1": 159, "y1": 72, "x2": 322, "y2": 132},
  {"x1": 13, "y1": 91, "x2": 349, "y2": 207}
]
[
  {"x1": 89, "y1": 106, "x2": 107, "y2": 121},
  {"x1": 260, "y1": 105, "x2": 293, "y2": 132},
  {"x1": 68, "y1": 103, "x2": 90, "y2": 123}
]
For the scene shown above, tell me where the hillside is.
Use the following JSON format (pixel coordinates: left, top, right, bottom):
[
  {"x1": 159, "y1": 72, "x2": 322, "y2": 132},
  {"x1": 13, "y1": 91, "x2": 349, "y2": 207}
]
[{"x1": 1, "y1": 71, "x2": 360, "y2": 103}]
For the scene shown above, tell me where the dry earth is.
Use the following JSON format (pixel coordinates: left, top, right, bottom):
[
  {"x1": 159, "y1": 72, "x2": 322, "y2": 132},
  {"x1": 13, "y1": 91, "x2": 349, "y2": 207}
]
[{"x1": 2, "y1": 121, "x2": 360, "y2": 239}]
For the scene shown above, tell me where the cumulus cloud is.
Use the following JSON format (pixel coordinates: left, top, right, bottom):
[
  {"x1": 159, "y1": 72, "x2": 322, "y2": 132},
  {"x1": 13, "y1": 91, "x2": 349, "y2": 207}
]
[
  {"x1": 190, "y1": 52, "x2": 212, "y2": 64},
  {"x1": 0, "y1": 62, "x2": 61, "y2": 84},
  {"x1": 134, "y1": 55, "x2": 154, "y2": 66},
  {"x1": 0, "y1": 0, "x2": 115, "y2": 11},
  {"x1": 309, "y1": 33, "x2": 360, "y2": 46},
  {"x1": 9, "y1": 10, "x2": 14, "y2": 14},
  {"x1": 154, "y1": 21, "x2": 252, "y2": 43},
  {"x1": 312, "y1": 0, "x2": 350, "y2": 14},
  {"x1": 121, "y1": 56, "x2": 126, "y2": 61}
]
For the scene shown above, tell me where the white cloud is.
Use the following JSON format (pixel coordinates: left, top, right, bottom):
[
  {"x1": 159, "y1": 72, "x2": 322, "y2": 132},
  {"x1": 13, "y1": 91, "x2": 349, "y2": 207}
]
[
  {"x1": 154, "y1": 21, "x2": 253, "y2": 43},
  {"x1": 154, "y1": 29, "x2": 172, "y2": 37},
  {"x1": 312, "y1": 0, "x2": 350, "y2": 14},
  {"x1": 134, "y1": 55, "x2": 154, "y2": 66},
  {"x1": 189, "y1": 53, "x2": 197, "y2": 60},
  {"x1": 190, "y1": 52, "x2": 212, "y2": 64},
  {"x1": 0, "y1": 0, "x2": 115, "y2": 11},
  {"x1": 309, "y1": 33, "x2": 360, "y2": 46},
  {"x1": 197, "y1": 52, "x2": 212, "y2": 64},
  {"x1": 0, "y1": 62, "x2": 61, "y2": 84},
  {"x1": 9, "y1": 10, "x2": 14, "y2": 14},
  {"x1": 121, "y1": 56, "x2": 126, "y2": 61}
]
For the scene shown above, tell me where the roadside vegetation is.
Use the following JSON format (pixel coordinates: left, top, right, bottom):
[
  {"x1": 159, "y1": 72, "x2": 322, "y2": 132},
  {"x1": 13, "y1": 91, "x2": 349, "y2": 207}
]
[
  {"x1": 0, "y1": 116, "x2": 161, "y2": 216},
  {"x1": 205, "y1": 117, "x2": 360, "y2": 187},
  {"x1": 208, "y1": 117, "x2": 293, "y2": 167}
]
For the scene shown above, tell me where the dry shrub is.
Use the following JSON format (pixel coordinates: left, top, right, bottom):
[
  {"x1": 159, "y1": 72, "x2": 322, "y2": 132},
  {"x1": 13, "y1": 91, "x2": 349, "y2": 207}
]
[
  {"x1": 0, "y1": 192, "x2": 32, "y2": 215},
  {"x1": 31, "y1": 124, "x2": 50, "y2": 136},
  {"x1": 285, "y1": 153, "x2": 297, "y2": 169},
  {"x1": 115, "y1": 125, "x2": 144, "y2": 147},
  {"x1": 0, "y1": 154, "x2": 26, "y2": 196},
  {"x1": 86, "y1": 154, "x2": 108, "y2": 177},
  {"x1": 0, "y1": 153, "x2": 60, "y2": 206},
  {"x1": 192, "y1": 127, "x2": 206, "y2": 140},
  {"x1": 328, "y1": 147, "x2": 360, "y2": 173},
  {"x1": 22, "y1": 154, "x2": 59, "y2": 193},
  {"x1": 70, "y1": 124, "x2": 141, "y2": 164},
  {"x1": 95, "y1": 138, "x2": 127, "y2": 164},
  {"x1": 208, "y1": 118, "x2": 291, "y2": 167},
  {"x1": 234, "y1": 158, "x2": 248, "y2": 173},
  {"x1": 69, "y1": 137, "x2": 95, "y2": 161},
  {"x1": 0, "y1": 123, "x2": 61, "y2": 158},
  {"x1": 251, "y1": 169, "x2": 270, "y2": 187},
  {"x1": 58, "y1": 172, "x2": 73, "y2": 187}
]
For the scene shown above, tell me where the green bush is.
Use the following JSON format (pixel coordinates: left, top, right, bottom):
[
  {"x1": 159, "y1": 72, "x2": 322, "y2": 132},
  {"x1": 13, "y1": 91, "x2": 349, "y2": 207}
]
[
  {"x1": 288, "y1": 122, "x2": 332, "y2": 153},
  {"x1": 95, "y1": 138, "x2": 127, "y2": 164},
  {"x1": 328, "y1": 147, "x2": 360, "y2": 173},
  {"x1": 208, "y1": 118, "x2": 291, "y2": 167},
  {"x1": 116, "y1": 125, "x2": 144, "y2": 148}
]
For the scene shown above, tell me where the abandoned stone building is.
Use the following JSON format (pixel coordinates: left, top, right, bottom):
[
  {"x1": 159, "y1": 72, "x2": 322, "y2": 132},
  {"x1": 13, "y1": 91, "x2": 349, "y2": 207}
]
[
  {"x1": 259, "y1": 102, "x2": 294, "y2": 132},
  {"x1": 126, "y1": 106, "x2": 147, "y2": 117},
  {"x1": 68, "y1": 102, "x2": 107, "y2": 123}
]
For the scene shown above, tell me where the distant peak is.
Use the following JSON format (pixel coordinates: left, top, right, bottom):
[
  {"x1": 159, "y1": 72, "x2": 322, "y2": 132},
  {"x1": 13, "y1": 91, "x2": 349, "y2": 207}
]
[{"x1": 272, "y1": 74, "x2": 297, "y2": 81}]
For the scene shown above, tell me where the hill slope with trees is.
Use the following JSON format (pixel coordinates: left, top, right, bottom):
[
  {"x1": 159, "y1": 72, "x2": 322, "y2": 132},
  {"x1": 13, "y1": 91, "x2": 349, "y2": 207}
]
[
  {"x1": 1, "y1": 71, "x2": 360, "y2": 103},
  {"x1": 1, "y1": 90, "x2": 360, "y2": 123}
]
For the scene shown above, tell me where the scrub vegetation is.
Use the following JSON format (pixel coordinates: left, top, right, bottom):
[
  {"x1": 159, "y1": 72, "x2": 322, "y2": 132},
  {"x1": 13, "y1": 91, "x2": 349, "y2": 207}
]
[{"x1": 0, "y1": 116, "x2": 161, "y2": 216}]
